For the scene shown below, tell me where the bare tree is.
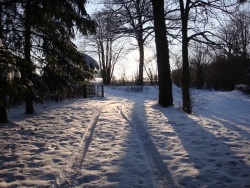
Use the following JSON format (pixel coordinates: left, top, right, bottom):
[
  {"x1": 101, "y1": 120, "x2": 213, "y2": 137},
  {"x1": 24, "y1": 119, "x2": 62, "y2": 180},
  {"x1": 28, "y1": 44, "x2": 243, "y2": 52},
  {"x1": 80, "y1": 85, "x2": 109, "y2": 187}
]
[
  {"x1": 189, "y1": 44, "x2": 211, "y2": 89},
  {"x1": 218, "y1": 11, "x2": 250, "y2": 63},
  {"x1": 144, "y1": 55, "x2": 157, "y2": 85},
  {"x1": 171, "y1": 53, "x2": 182, "y2": 87},
  {"x1": 104, "y1": 0, "x2": 154, "y2": 85},
  {"x1": 177, "y1": 0, "x2": 238, "y2": 114},
  {"x1": 207, "y1": 11, "x2": 250, "y2": 88},
  {"x1": 90, "y1": 11, "x2": 128, "y2": 85}
]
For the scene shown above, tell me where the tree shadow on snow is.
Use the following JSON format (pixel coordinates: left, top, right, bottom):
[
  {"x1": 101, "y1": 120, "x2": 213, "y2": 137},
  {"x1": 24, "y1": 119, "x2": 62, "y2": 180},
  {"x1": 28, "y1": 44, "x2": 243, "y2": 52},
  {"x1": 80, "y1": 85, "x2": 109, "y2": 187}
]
[
  {"x1": 151, "y1": 104, "x2": 250, "y2": 188},
  {"x1": 74, "y1": 96, "x2": 177, "y2": 188}
]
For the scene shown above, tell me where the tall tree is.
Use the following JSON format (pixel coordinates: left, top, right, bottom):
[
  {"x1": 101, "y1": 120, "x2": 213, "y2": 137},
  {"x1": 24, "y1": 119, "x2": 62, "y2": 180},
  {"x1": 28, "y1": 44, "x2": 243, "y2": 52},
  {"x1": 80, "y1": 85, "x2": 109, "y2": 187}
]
[
  {"x1": 0, "y1": 2, "x2": 8, "y2": 122},
  {"x1": 23, "y1": 0, "x2": 34, "y2": 113},
  {"x1": 85, "y1": 11, "x2": 126, "y2": 84},
  {"x1": 0, "y1": 1, "x2": 22, "y2": 122},
  {"x1": 179, "y1": 0, "x2": 191, "y2": 113},
  {"x1": 218, "y1": 12, "x2": 250, "y2": 63},
  {"x1": 19, "y1": 0, "x2": 96, "y2": 113},
  {"x1": 212, "y1": 11, "x2": 250, "y2": 87},
  {"x1": 0, "y1": 39, "x2": 12, "y2": 123},
  {"x1": 177, "y1": 0, "x2": 238, "y2": 114},
  {"x1": 104, "y1": 0, "x2": 154, "y2": 85},
  {"x1": 0, "y1": 0, "x2": 96, "y2": 119},
  {"x1": 151, "y1": 0, "x2": 173, "y2": 107}
]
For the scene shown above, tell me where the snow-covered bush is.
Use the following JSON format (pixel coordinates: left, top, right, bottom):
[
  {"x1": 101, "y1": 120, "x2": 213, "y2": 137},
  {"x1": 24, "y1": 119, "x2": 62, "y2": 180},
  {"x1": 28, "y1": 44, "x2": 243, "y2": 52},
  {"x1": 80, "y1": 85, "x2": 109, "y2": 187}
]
[{"x1": 235, "y1": 84, "x2": 250, "y2": 94}]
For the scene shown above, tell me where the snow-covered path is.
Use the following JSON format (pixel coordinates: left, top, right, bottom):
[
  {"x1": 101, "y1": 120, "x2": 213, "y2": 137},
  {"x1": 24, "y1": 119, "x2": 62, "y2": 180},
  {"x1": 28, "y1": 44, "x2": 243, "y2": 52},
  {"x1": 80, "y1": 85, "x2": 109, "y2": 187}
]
[
  {"x1": 0, "y1": 86, "x2": 250, "y2": 188},
  {"x1": 71, "y1": 103, "x2": 158, "y2": 187},
  {"x1": 54, "y1": 99, "x2": 173, "y2": 188}
]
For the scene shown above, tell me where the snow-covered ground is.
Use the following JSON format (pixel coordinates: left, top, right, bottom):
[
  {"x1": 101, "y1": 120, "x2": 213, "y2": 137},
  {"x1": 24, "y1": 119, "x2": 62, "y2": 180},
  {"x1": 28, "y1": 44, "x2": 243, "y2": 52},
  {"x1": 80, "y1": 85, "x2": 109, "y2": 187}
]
[{"x1": 0, "y1": 85, "x2": 250, "y2": 188}]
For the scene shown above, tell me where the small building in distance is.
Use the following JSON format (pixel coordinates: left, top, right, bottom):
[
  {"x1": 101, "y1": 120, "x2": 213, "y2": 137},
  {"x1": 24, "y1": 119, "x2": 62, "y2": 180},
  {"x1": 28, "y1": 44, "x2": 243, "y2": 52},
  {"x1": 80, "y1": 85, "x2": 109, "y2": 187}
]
[
  {"x1": 85, "y1": 77, "x2": 104, "y2": 98},
  {"x1": 80, "y1": 53, "x2": 104, "y2": 98}
]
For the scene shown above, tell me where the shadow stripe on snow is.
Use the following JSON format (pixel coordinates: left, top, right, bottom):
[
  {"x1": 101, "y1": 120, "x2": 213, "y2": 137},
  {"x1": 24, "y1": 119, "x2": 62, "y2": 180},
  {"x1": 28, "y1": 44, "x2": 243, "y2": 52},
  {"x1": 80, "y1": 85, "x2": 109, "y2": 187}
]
[{"x1": 118, "y1": 105, "x2": 177, "y2": 188}]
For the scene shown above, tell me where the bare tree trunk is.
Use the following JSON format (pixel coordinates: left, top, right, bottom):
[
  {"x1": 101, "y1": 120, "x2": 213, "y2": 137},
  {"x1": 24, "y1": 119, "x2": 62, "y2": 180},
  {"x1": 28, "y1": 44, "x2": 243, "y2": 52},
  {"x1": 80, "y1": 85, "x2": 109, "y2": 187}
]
[
  {"x1": 0, "y1": 4, "x2": 8, "y2": 122},
  {"x1": 100, "y1": 41, "x2": 107, "y2": 84},
  {"x1": 0, "y1": 101, "x2": 8, "y2": 123},
  {"x1": 24, "y1": 0, "x2": 34, "y2": 114},
  {"x1": 151, "y1": 0, "x2": 173, "y2": 107},
  {"x1": 106, "y1": 67, "x2": 111, "y2": 85},
  {"x1": 180, "y1": 0, "x2": 191, "y2": 114},
  {"x1": 182, "y1": 33, "x2": 191, "y2": 113},
  {"x1": 107, "y1": 39, "x2": 113, "y2": 85},
  {"x1": 138, "y1": 34, "x2": 144, "y2": 85}
]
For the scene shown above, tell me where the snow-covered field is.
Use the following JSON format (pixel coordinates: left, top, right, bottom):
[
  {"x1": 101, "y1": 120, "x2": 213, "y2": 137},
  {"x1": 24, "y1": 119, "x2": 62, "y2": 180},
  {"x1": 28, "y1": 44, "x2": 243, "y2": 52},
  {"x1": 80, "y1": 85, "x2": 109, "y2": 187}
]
[{"x1": 0, "y1": 85, "x2": 250, "y2": 188}]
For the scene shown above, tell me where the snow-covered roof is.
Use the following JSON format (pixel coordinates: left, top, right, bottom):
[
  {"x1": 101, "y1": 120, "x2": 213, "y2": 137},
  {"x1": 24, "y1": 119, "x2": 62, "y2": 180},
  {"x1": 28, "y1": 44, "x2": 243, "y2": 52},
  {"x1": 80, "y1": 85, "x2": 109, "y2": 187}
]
[
  {"x1": 81, "y1": 53, "x2": 99, "y2": 69},
  {"x1": 89, "y1": 77, "x2": 103, "y2": 84}
]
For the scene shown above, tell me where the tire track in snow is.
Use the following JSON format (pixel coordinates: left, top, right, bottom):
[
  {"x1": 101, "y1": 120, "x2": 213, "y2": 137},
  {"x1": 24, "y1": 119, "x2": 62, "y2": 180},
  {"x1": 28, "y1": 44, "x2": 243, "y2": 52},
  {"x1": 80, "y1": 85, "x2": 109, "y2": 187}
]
[
  {"x1": 53, "y1": 107, "x2": 103, "y2": 187},
  {"x1": 118, "y1": 105, "x2": 177, "y2": 188},
  {"x1": 73, "y1": 103, "x2": 158, "y2": 187}
]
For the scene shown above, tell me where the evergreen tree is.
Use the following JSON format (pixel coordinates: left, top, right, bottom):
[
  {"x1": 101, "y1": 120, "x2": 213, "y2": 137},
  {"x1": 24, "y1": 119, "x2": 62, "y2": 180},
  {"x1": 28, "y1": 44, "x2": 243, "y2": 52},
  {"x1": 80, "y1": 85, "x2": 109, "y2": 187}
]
[
  {"x1": 0, "y1": 0, "x2": 96, "y2": 120},
  {"x1": 0, "y1": 1, "x2": 23, "y2": 122},
  {"x1": 20, "y1": 0, "x2": 96, "y2": 113}
]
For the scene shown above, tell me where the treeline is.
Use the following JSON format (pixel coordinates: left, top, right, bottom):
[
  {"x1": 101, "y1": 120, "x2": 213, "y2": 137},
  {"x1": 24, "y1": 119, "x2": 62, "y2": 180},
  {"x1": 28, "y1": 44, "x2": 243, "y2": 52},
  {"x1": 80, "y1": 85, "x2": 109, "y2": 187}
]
[{"x1": 172, "y1": 56, "x2": 250, "y2": 91}]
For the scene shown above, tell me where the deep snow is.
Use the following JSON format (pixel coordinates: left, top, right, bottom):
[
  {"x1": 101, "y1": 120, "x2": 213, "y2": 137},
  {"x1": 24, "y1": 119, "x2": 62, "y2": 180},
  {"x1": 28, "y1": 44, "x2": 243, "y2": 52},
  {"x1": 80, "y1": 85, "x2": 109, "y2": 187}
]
[{"x1": 0, "y1": 85, "x2": 250, "y2": 188}]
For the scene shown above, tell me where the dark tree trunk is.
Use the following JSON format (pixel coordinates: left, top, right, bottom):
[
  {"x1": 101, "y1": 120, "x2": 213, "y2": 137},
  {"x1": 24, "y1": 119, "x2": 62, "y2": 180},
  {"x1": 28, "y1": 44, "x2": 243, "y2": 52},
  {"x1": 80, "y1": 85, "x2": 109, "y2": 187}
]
[
  {"x1": 106, "y1": 67, "x2": 111, "y2": 85},
  {"x1": 180, "y1": 0, "x2": 191, "y2": 114},
  {"x1": 151, "y1": 0, "x2": 173, "y2": 107},
  {"x1": 100, "y1": 41, "x2": 108, "y2": 84},
  {"x1": 101, "y1": 69, "x2": 107, "y2": 84},
  {"x1": 135, "y1": 0, "x2": 144, "y2": 86},
  {"x1": 24, "y1": 0, "x2": 34, "y2": 114},
  {"x1": 0, "y1": 4, "x2": 9, "y2": 123},
  {"x1": 181, "y1": 34, "x2": 191, "y2": 113},
  {"x1": 0, "y1": 103, "x2": 8, "y2": 123},
  {"x1": 25, "y1": 90, "x2": 34, "y2": 113},
  {"x1": 83, "y1": 84, "x2": 87, "y2": 98},
  {"x1": 138, "y1": 34, "x2": 144, "y2": 86}
]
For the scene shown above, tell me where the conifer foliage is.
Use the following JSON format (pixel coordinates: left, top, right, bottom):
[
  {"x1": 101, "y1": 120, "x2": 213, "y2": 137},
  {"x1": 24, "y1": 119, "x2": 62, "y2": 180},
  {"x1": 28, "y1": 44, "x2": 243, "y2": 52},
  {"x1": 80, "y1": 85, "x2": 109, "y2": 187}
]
[{"x1": 0, "y1": 0, "x2": 96, "y2": 122}]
